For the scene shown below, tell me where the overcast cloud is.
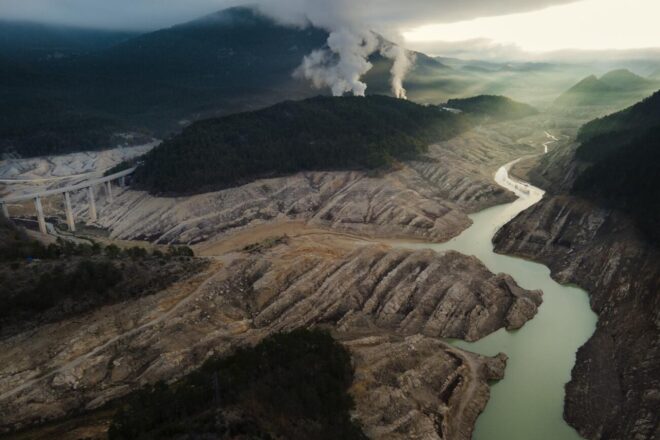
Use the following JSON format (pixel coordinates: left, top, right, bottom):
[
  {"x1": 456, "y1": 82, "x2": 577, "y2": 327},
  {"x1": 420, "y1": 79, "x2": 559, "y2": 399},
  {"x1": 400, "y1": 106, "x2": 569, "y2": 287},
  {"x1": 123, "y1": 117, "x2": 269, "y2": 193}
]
[{"x1": 0, "y1": 0, "x2": 579, "y2": 32}]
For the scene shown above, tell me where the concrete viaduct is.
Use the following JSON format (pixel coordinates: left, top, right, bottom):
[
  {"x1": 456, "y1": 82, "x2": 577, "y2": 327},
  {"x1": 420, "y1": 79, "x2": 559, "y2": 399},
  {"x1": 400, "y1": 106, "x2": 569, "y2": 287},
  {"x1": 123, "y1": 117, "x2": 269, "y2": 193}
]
[{"x1": 0, "y1": 167, "x2": 136, "y2": 234}]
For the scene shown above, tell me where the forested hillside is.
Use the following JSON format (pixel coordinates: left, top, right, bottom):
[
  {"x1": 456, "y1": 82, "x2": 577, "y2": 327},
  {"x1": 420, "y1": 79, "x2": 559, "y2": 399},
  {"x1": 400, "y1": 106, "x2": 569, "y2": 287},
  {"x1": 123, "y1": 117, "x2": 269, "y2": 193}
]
[
  {"x1": 0, "y1": 7, "x2": 543, "y2": 159},
  {"x1": 0, "y1": 7, "x2": 327, "y2": 157},
  {"x1": 132, "y1": 95, "x2": 473, "y2": 194},
  {"x1": 109, "y1": 329, "x2": 364, "y2": 440},
  {"x1": 0, "y1": 20, "x2": 137, "y2": 61},
  {"x1": 576, "y1": 89, "x2": 660, "y2": 154},
  {"x1": 0, "y1": 217, "x2": 202, "y2": 335},
  {"x1": 573, "y1": 90, "x2": 660, "y2": 244},
  {"x1": 445, "y1": 95, "x2": 538, "y2": 121}
]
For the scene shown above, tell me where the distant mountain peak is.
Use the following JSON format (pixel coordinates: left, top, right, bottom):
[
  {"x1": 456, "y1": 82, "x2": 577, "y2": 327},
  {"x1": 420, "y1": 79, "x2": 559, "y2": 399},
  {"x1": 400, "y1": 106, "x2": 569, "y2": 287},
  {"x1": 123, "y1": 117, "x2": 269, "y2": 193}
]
[
  {"x1": 599, "y1": 68, "x2": 650, "y2": 88},
  {"x1": 554, "y1": 69, "x2": 658, "y2": 107},
  {"x1": 600, "y1": 68, "x2": 641, "y2": 79},
  {"x1": 564, "y1": 74, "x2": 614, "y2": 93},
  {"x1": 178, "y1": 6, "x2": 274, "y2": 29}
]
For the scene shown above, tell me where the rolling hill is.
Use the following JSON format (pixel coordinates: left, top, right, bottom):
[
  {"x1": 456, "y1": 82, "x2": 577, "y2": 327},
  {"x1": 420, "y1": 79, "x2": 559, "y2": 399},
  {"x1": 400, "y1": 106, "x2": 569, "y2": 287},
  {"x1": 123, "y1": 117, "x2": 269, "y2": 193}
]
[
  {"x1": 5, "y1": 7, "x2": 649, "y2": 159},
  {"x1": 554, "y1": 69, "x2": 658, "y2": 108},
  {"x1": 128, "y1": 94, "x2": 536, "y2": 195},
  {"x1": 599, "y1": 69, "x2": 655, "y2": 90}
]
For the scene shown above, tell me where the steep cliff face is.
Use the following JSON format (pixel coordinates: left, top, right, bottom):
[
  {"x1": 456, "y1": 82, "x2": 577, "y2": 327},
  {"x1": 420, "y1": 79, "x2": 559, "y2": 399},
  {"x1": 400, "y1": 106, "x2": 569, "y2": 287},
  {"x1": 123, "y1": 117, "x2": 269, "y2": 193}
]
[{"x1": 493, "y1": 195, "x2": 660, "y2": 440}]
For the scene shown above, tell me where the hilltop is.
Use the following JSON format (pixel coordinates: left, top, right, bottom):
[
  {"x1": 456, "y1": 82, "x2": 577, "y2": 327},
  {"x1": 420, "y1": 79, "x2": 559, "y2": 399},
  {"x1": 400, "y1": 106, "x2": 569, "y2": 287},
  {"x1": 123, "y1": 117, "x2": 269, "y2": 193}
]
[
  {"x1": 445, "y1": 95, "x2": 538, "y2": 121},
  {"x1": 131, "y1": 95, "x2": 471, "y2": 194},
  {"x1": 127, "y1": 94, "x2": 539, "y2": 195},
  {"x1": 554, "y1": 69, "x2": 658, "y2": 108}
]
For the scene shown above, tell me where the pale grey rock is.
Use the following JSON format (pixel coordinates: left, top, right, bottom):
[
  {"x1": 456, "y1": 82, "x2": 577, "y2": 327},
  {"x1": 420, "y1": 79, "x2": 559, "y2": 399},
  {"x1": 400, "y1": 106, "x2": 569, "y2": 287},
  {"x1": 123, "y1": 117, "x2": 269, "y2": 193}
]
[{"x1": 0, "y1": 244, "x2": 540, "y2": 437}]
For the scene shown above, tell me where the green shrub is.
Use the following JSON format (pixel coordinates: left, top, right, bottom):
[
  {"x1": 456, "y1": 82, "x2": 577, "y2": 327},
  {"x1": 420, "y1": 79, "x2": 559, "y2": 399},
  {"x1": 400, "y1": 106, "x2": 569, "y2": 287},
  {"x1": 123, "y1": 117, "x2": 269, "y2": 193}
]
[{"x1": 167, "y1": 245, "x2": 194, "y2": 257}]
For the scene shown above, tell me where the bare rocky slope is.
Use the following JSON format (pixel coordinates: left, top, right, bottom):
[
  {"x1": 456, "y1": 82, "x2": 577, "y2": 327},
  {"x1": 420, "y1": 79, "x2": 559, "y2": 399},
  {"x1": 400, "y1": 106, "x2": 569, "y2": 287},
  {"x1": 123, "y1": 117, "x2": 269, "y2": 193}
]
[
  {"x1": 0, "y1": 144, "x2": 155, "y2": 199},
  {"x1": 85, "y1": 127, "x2": 535, "y2": 246},
  {"x1": 0, "y1": 237, "x2": 541, "y2": 439},
  {"x1": 493, "y1": 196, "x2": 660, "y2": 438},
  {"x1": 345, "y1": 334, "x2": 507, "y2": 440}
]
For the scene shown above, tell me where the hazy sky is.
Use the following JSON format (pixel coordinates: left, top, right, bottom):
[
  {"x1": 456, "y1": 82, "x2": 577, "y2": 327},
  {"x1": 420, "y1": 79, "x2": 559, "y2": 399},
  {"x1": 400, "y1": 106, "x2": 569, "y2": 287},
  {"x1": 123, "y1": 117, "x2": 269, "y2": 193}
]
[
  {"x1": 404, "y1": 0, "x2": 660, "y2": 54},
  {"x1": 1, "y1": 0, "x2": 659, "y2": 57},
  {"x1": 0, "y1": 0, "x2": 578, "y2": 31}
]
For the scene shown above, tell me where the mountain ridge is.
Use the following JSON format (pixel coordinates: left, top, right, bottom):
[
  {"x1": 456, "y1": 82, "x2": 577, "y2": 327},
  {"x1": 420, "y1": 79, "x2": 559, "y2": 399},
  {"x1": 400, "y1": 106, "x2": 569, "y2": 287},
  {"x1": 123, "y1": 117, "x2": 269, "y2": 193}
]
[
  {"x1": 0, "y1": 7, "x2": 456, "y2": 158},
  {"x1": 0, "y1": 20, "x2": 139, "y2": 61},
  {"x1": 554, "y1": 69, "x2": 658, "y2": 107}
]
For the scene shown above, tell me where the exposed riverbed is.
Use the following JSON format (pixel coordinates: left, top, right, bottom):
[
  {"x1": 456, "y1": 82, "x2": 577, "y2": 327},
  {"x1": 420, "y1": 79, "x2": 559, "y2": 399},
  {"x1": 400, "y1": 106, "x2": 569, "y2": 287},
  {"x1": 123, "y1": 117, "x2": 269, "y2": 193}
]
[{"x1": 396, "y1": 148, "x2": 598, "y2": 439}]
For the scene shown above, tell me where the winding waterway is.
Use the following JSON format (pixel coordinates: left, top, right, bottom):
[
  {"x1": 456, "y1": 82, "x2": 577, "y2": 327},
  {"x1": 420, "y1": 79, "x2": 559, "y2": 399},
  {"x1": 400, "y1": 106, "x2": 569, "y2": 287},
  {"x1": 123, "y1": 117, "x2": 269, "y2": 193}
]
[{"x1": 396, "y1": 140, "x2": 598, "y2": 440}]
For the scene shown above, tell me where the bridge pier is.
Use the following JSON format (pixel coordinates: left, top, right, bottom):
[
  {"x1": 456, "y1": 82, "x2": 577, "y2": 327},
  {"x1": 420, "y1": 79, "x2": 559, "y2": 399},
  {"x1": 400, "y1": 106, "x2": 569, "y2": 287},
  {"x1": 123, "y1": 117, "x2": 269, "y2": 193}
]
[
  {"x1": 0, "y1": 167, "x2": 136, "y2": 228},
  {"x1": 87, "y1": 186, "x2": 97, "y2": 222},
  {"x1": 34, "y1": 196, "x2": 47, "y2": 234},
  {"x1": 64, "y1": 192, "x2": 76, "y2": 232},
  {"x1": 105, "y1": 181, "x2": 113, "y2": 203}
]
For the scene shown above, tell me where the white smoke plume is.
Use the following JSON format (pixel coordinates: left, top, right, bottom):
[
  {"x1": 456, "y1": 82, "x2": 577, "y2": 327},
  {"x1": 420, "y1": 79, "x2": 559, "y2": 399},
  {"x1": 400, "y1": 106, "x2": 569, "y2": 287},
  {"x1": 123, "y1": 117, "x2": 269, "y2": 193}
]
[
  {"x1": 295, "y1": 28, "x2": 379, "y2": 96},
  {"x1": 257, "y1": 0, "x2": 412, "y2": 97},
  {"x1": 380, "y1": 43, "x2": 415, "y2": 99}
]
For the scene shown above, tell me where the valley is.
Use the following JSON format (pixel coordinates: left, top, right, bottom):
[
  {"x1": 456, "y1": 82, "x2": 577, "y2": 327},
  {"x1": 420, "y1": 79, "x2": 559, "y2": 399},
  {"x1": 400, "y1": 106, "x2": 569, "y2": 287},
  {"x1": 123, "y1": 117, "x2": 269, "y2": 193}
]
[
  {"x1": 0, "y1": 113, "x2": 553, "y2": 439},
  {"x1": 1, "y1": 4, "x2": 659, "y2": 439},
  {"x1": 0, "y1": 107, "x2": 623, "y2": 440},
  {"x1": 396, "y1": 150, "x2": 598, "y2": 440}
]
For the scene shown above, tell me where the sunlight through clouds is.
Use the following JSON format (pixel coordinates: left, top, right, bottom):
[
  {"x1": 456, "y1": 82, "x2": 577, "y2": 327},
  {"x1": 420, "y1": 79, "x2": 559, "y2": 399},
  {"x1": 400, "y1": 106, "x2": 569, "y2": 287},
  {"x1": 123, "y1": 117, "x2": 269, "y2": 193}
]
[{"x1": 403, "y1": 0, "x2": 660, "y2": 52}]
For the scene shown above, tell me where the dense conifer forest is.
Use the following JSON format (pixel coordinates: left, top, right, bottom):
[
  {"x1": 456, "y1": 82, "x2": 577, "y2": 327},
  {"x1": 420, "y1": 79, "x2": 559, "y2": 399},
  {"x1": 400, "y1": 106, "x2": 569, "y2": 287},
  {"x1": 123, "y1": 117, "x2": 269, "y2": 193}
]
[
  {"x1": 131, "y1": 95, "x2": 480, "y2": 194},
  {"x1": 109, "y1": 329, "x2": 365, "y2": 440},
  {"x1": 573, "y1": 90, "x2": 660, "y2": 244},
  {"x1": 0, "y1": 218, "x2": 201, "y2": 334}
]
